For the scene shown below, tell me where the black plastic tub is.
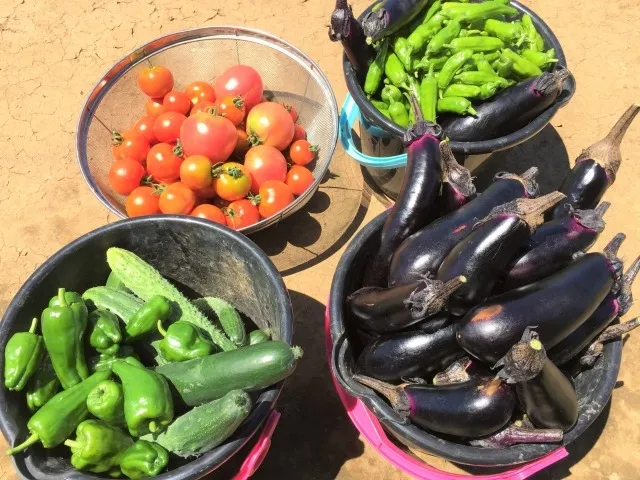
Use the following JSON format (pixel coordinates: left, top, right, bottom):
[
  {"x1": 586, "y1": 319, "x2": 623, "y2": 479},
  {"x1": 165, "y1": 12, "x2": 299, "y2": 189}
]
[
  {"x1": 0, "y1": 215, "x2": 293, "y2": 480},
  {"x1": 329, "y1": 211, "x2": 622, "y2": 467}
]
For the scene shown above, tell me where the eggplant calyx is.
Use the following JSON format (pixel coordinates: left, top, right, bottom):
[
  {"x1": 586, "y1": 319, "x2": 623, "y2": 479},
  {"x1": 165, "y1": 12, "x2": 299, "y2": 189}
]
[
  {"x1": 581, "y1": 317, "x2": 640, "y2": 368},
  {"x1": 574, "y1": 201, "x2": 610, "y2": 233},
  {"x1": 439, "y1": 140, "x2": 476, "y2": 199},
  {"x1": 353, "y1": 374, "x2": 411, "y2": 416},
  {"x1": 405, "y1": 276, "x2": 467, "y2": 318},
  {"x1": 433, "y1": 356, "x2": 472, "y2": 386},
  {"x1": 329, "y1": 0, "x2": 353, "y2": 41},
  {"x1": 469, "y1": 425, "x2": 563, "y2": 449},
  {"x1": 533, "y1": 67, "x2": 570, "y2": 97},
  {"x1": 618, "y1": 255, "x2": 640, "y2": 316},
  {"x1": 494, "y1": 327, "x2": 547, "y2": 384},
  {"x1": 481, "y1": 192, "x2": 565, "y2": 231},
  {"x1": 494, "y1": 167, "x2": 539, "y2": 198},
  {"x1": 603, "y1": 232, "x2": 626, "y2": 292},
  {"x1": 361, "y1": 9, "x2": 387, "y2": 43}
]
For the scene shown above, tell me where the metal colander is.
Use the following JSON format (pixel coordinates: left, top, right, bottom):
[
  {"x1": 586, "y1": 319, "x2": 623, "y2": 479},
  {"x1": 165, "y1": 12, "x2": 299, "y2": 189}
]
[{"x1": 76, "y1": 26, "x2": 339, "y2": 234}]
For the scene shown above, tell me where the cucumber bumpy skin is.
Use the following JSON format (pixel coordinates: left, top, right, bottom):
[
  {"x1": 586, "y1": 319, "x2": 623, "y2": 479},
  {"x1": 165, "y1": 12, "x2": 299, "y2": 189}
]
[
  {"x1": 82, "y1": 287, "x2": 144, "y2": 324},
  {"x1": 193, "y1": 297, "x2": 247, "y2": 347}
]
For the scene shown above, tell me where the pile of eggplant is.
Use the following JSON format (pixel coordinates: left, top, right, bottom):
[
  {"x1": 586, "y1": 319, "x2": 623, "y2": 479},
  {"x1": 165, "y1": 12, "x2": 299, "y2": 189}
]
[{"x1": 345, "y1": 103, "x2": 640, "y2": 448}]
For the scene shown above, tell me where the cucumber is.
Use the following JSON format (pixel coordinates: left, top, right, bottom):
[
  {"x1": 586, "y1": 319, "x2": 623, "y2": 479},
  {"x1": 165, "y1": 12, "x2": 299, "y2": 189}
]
[
  {"x1": 106, "y1": 248, "x2": 236, "y2": 352},
  {"x1": 193, "y1": 297, "x2": 246, "y2": 347},
  {"x1": 105, "y1": 271, "x2": 131, "y2": 293},
  {"x1": 248, "y1": 329, "x2": 271, "y2": 345},
  {"x1": 142, "y1": 390, "x2": 251, "y2": 457},
  {"x1": 82, "y1": 287, "x2": 143, "y2": 324},
  {"x1": 155, "y1": 341, "x2": 303, "y2": 406}
]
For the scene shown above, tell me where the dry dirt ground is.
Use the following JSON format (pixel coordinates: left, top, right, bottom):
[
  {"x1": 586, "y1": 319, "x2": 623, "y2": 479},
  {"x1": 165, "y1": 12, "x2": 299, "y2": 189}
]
[{"x1": 1, "y1": 0, "x2": 640, "y2": 479}]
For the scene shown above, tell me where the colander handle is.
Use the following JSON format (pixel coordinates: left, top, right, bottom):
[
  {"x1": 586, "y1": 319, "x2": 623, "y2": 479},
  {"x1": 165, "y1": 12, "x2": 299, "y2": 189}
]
[{"x1": 232, "y1": 410, "x2": 281, "y2": 480}]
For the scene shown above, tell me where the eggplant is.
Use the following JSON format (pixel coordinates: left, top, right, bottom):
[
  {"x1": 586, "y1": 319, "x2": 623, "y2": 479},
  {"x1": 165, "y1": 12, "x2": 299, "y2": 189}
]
[
  {"x1": 389, "y1": 167, "x2": 540, "y2": 287},
  {"x1": 469, "y1": 425, "x2": 563, "y2": 449},
  {"x1": 440, "y1": 68, "x2": 571, "y2": 142},
  {"x1": 356, "y1": 324, "x2": 464, "y2": 381},
  {"x1": 581, "y1": 317, "x2": 640, "y2": 368},
  {"x1": 501, "y1": 202, "x2": 610, "y2": 291},
  {"x1": 456, "y1": 233, "x2": 626, "y2": 364},
  {"x1": 361, "y1": 0, "x2": 431, "y2": 43},
  {"x1": 552, "y1": 104, "x2": 640, "y2": 218},
  {"x1": 437, "y1": 192, "x2": 565, "y2": 315},
  {"x1": 365, "y1": 100, "x2": 443, "y2": 287},
  {"x1": 329, "y1": 0, "x2": 376, "y2": 80},
  {"x1": 355, "y1": 375, "x2": 516, "y2": 438},
  {"x1": 346, "y1": 276, "x2": 466, "y2": 334},
  {"x1": 410, "y1": 311, "x2": 452, "y2": 334},
  {"x1": 438, "y1": 140, "x2": 477, "y2": 215}
]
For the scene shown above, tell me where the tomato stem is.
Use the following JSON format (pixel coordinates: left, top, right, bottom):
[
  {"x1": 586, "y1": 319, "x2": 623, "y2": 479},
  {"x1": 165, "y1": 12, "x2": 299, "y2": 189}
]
[
  {"x1": 173, "y1": 139, "x2": 183, "y2": 157},
  {"x1": 247, "y1": 130, "x2": 264, "y2": 147},
  {"x1": 309, "y1": 144, "x2": 320, "y2": 153},
  {"x1": 248, "y1": 193, "x2": 261, "y2": 206},
  {"x1": 111, "y1": 131, "x2": 124, "y2": 146},
  {"x1": 233, "y1": 97, "x2": 244, "y2": 108},
  {"x1": 226, "y1": 166, "x2": 245, "y2": 179}
]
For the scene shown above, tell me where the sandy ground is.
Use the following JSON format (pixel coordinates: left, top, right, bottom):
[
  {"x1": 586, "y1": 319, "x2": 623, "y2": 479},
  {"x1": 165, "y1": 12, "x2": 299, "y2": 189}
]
[{"x1": 1, "y1": 0, "x2": 640, "y2": 478}]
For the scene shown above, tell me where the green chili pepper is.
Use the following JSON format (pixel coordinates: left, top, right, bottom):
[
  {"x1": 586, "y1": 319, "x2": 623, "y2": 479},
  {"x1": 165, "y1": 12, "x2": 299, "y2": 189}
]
[
  {"x1": 438, "y1": 49, "x2": 474, "y2": 89},
  {"x1": 88, "y1": 309, "x2": 122, "y2": 356},
  {"x1": 493, "y1": 55, "x2": 514, "y2": 78},
  {"x1": 423, "y1": 0, "x2": 442, "y2": 24},
  {"x1": 384, "y1": 53, "x2": 409, "y2": 88},
  {"x1": 87, "y1": 379, "x2": 125, "y2": 425},
  {"x1": 479, "y1": 81, "x2": 504, "y2": 100},
  {"x1": 427, "y1": 19, "x2": 461, "y2": 56},
  {"x1": 473, "y1": 53, "x2": 497, "y2": 74},
  {"x1": 6, "y1": 370, "x2": 112, "y2": 454},
  {"x1": 381, "y1": 84, "x2": 403, "y2": 104},
  {"x1": 125, "y1": 295, "x2": 172, "y2": 341},
  {"x1": 89, "y1": 346, "x2": 138, "y2": 373},
  {"x1": 454, "y1": 70, "x2": 510, "y2": 87},
  {"x1": 157, "y1": 320, "x2": 215, "y2": 362},
  {"x1": 500, "y1": 48, "x2": 542, "y2": 78},
  {"x1": 65, "y1": 419, "x2": 132, "y2": 475},
  {"x1": 364, "y1": 40, "x2": 389, "y2": 96},
  {"x1": 120, "y1": 440, "x2": 169, "y2": 480},
  {"x1": 522, "y1": 48, "x2": 558, "y2": 68},
  {"x1": 4, "y1": 317, "x2": 45, "y2": 392},
  {"x1": 393, "y1": 37, "x2": 413, "y2": 71},
  {"x1": 407, "y1": 13, "x2": 446, "y2": 54},
  {"x1": 25, "y1": 356, "x2": 60, "y2": 412},
  {"x1": 42, "y1": 288, "x2": 90, "y2": 389},
  {"x1": 419, "y1": 67, "x2": 439, "y2": 123},
  {"x1": 112, "y1": 357, "x2": 174, "y2": 437},
  {"x1": 437, "y1": 96, "x2": 477, "y2": 116},
  {"x1": 443, "y1": 83, "x2": 482, "y2": 98},
  {"x1": 370, "y1": 98, "x2": 389, "y2": 110},
  {"x1": 483, "y1": 19, "x2": 525, "y2": 46},
  {"x1": 416, "y1": 53, "x2": 451, "y2": 71},
  {"x1": 388, "y1": 101, "x2": 410, "y2": 127},
  {"x1": 445, "y1": 36, "x2": 504, "y2": 53},
  {"x1": 450, "y1": 2, "x2": 518, "y2": 23},
  {"x1": 483, "y1": 51, "x2": 501, "y2": 63},
  {"x1": 521, "y1": 14, "x2": 545, "y2": 52}
]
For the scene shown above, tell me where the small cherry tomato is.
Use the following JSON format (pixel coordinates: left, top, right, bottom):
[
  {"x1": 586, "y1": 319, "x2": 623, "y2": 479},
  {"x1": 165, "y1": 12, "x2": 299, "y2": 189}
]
[
  {"x1": 243, "y1": 145, "x2": 287, "y2": 194},
  {"x1": 153, "y1": 111, "x2": 186, "y2": 144},
  {"x1": 163, "y1": 90, "x2": 191, "y2": 115},
  {"x1": 137, "y1": 66, "x2": 174, "y2": 98},
  {"x1": 132, "y1": 116, "x2": 159, "y2": 145},
  {"x1": 232, "y1": 128, "x2": 251, "y2": 159},
  {"x1": 159, "y1": 182, "x2": 196, "y2": 215},
  {"x1": 225, "y1": 199, "x2": 260, "y2": 230},
  {"x1": 194, "y1": 185, "x2": 217, "y2": 200},
  {"x1": 257, "y1": 180, "x2": 294, "y2": 219},
  {"x1": 289, "y1": 139, "x2": 318, "y2": 166},
  {"x1": 146, "y1": 143, "x2": 183, "y2": 183},
  {"x1": 109, "y1": 158, "x2": 146, "y2": 195},
  {"x1": 184, "y1": 81, "x2": 216, "y2": 106},
  {"x1": 190, "y1": 100, "x2": 217, "y2": 116},
  {"x1": 126, "y1": 186, "x2": 160, "y2": 217},
  {"x1": 180, "y1": 113, "x2": 237, "y2": 163},
  {"x1": 111, "y1": 130, "x2": 150, "y2": 163},
  {"x1": 180, "y1": 155, "x2": 213, "y2": 190},
  {"x1": 214, "y1": 65, "x2": 264, "y2": 111},
  {"x1": 284, "y1": 104, "x2": 298, "y2": 123},
  {"x1": 191, "y1": 204, "x2": 226, "y2": 225},
  {"x1": 246, "y1": 102, "x2": 295, "y2": 151},
  {"x1": 213, "y1": 162, "x2": 251, "y2": 201},
  {"x1": 293, "y1": 124, "x2": 307, "y2": 142},
  {"x1": 215, "y1": 96, "x2": 246, "y2": 126},
  {"x1": 286, "y1": 165, "x2": 315, "y2": 196},
  {"x1": 145, "y1": 98, "x2": 168, "y2": 118}
]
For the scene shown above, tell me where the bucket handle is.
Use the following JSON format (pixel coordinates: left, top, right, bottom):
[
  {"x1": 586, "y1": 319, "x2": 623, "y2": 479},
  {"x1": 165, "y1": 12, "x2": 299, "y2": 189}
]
[{"x1": 232, "y1": 410, "x2": 281, "y2": 480}]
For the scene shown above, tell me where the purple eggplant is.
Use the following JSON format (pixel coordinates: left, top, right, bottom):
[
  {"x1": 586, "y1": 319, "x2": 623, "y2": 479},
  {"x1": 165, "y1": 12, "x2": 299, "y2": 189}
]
[
  {"x1": 346, "y1": 276, "x2": 466, "y2": 334},
  {"x1": 469, "y1": 425, "x2": 563, "y2": 449},
  {"x1": 440, "y1": 68, "x2": 571, "y2": 142},
  {"x1": 361, "y1": 0, "x2": 431, "y2": 43},
  {"x1": 552, "y1": 104, "x2": 640, "y2": 218},
  {"x1": 389, "y1": 167, "x2": 540, "y2": 287},
  {"x1": 581, "y1": 317, "x2": 640, "y2": 368},
  {"x1": 501, "y1": 202, "x2": 610, "y2": 291},
  {"x1": 457, "y1": 233, "x2": 627, "y2": 364},
  {"x1": 355, "y1": 375, "x2": 516, "y2": 438},
  {"x1": 438, "y1": 140, "x2": 477, "y2": 215},
  {"x1": 329, "y1": 0, "x2": 376, "y2": 80},
  {"x1": 365, "y1": 100, "x2": 443, "y2": 287},
  {"x1": 411, "y1": 311, "x2": 452, "y2": 334},
  {"x1": 437, "y1": 192, "x2": 565, "y2": 315}
]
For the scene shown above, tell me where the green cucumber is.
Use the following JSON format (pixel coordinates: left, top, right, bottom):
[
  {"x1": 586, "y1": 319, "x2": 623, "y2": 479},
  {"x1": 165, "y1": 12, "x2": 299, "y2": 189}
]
[
  {"x1": 248, "y1": 329, "x2": 271, "y2": 345},
  {"x1": 142, "y1": 390, "x2": 251, "y2": 457},
  {"x1": 105, "y1": 271, "x2": 131, "y2": 293},
  {"x1": 155, "y1": 341, "x2": 302, "y2": 406},
  {"x1": 82, "y1": 287, "x2": 143, "y2": 324},
  {"x1": 193, "y1": 297, "x2": 246, "y2": 347}
]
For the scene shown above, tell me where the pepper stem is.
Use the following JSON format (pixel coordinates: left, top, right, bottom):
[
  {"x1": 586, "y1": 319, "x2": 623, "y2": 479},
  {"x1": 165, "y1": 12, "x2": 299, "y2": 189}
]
[
  {"x1": 405, "y1": 276, "x2": 467, "y2": 318},
  {"x1": 148, "y1": 421, "x2": 158, "y2": 433},
  {"x1": 581, "y1": 317, "x2": 640, "y2": 367},
  {"x1": 353, "y1": 374, "x2": 411, "y2": 416},
  {"x1": 57, "y1": 288, "x2": 68, "y2": 308},
  {"x1": 469, "y1": 425, "x2": 563, "y2": 448},
  {"x1": 6, "y1": 433, "x2": 40, "y2": 455},
  {"x1": 618, "y1": 255, "x2": 640, "y2": 316},
  {"x1": 157, "y1": 320, "x2": 168, "y2": 337},
  {"x1": 64, "y1": 439, "x2": 83, "y2": 449},
  {"x1": 28, "y1": 317, "x2": 38, "y2": 334}
]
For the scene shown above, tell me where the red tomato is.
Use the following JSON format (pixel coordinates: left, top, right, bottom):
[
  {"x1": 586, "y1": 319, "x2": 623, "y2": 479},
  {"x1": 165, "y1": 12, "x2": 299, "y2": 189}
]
[
  {"x1": 109, "y1": 158, "x2": 146, "y2": 195},
  {"x1": 195, "y1": 185, "x2": 216, "y2": 200},
  {"x1": 257, "y1": 180, "x2": 294, "y2": 219},
  {"x1": 244, "y1": 145, "x2": 287, "y2": 194},
  {"x1": 191, "y1": 204, "x2": 226, "y2": 225},
  {"x1": 184, "y1": 81, "x2": 216, "y2": 106},
  {"x1": 132, "y1": 116, "x2": 159, "y2": 145},
  {"x1": 146, "y1": 143, "x2": 183, "y2": 183},
  {"x1": 163, "y1": 90, "x2": 191, "y2": 115},
  {"x1": 190, "y1": 100, "x2": 216, "y2": 116},
  {"x1": 137, "y1": 66, "x2": 174, "y2": 98},
  {"x1": 180, "y1": 113, "x2": 237, "y2": 163},
  {"x1": 289, "y1": 139, "x2": 318, "y2": 166},
  {"x1": 293, "y1": 124, "x2": 307, "y2": 142},
  {"x1": 126, "y1": 186, "x2": 160, "y2": 217},
  {"x1": 232, "y1": 128, "x2": 251, "y2": 159},
  {"x1": 286, "y1": 165, "x2": 315, "y2": 196},
  {"x1": 153, "y1": 112, "x2": 186, "y2": 144},
  {"x1": 213, "y1": 162, "x2": 251, "y2": 201},
  {"x1": 159, "y1": 182, "x2": 196, "y2": 215},
  {"x1": 284, "y1": 104, "x2": 298, "y2": 123},
  {"x1": 245, "y1": 102, "x2": 294, "y2": 151},
  {"x1": 214, "y1": 65, "x2": 264, "y2": 111},
  {"x1": 145, "y1": 98, "x2": 168, "y2": 118},
  {"x1": 215, "y1": 96, "x2": 246, "y2": 126},
  {"x1": 180, "y1": 155, "x2": 213, "y2": 190},
  {"x1": 111, "y1": 131, "x2": 150, "y2": 163},
  {"x1": 225, "y1": 199, "x2": 260, "y2": 230}
]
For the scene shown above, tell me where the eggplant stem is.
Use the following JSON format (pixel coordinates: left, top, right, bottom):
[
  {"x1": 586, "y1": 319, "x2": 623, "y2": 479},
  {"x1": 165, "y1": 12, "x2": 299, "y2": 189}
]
[
  {"x1": 469, "y1": 425, "x2": 563, "y2": 448},
  {"x1": 440, "y1": 140, "x2": 476, "y2": 198},
  {"x1": 494, "y1": 327, "x2": 547, "y2": 384},
  {"x1": 574, "y1": 201, "x2": 610, "y2": 233},
  {"x1": 433, "y1": 356, "x2": 472, "y2": 385},
  {"x1": 606, "y1": 104, "x2": 640, "y2": 147},
  {"x1": 406, "y1": 275, "x2": 466, "y2": 318},
  {"x1": 618, "y1": 255, "x2": 640, "y2": 316},
  {"x1": 483, "y1": 192, "x2": 565, "y2": 231},
  {"x1": 603, "y1": 232, "x2": 626, "y2": 260},
  {"x1": 494, "y1": 167, "x2": 539, "y2": 198},
  {"x1": 533, "y1": 67, "x2": 571, "y2": 96},
  {"x1": 581, "y1": 317, "x2": 640, "y2": 367},
  {"x1": 353, "y1": 374, "x2": 411, "y2": 416}
]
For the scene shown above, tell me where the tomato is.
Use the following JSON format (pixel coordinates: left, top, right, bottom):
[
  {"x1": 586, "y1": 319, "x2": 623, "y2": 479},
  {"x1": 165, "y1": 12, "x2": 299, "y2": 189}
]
[
  {"x1": 244, "y1": 145, "x2": 287, "y2": 194},
  {"x1": 126, "y1": 186, "x2": 160, "y2": 217},
  {"x1": 214, "y1": 65, "x2": 263, "y2": 111},
  {"x1": 190, "y1": 100, "x2": 216, "y2": 115},
  {"x1": 195, "y1": 185, "x2": 216, "y2": 200},
  {"x1": 284, "y1": 104, "x2": 298, "y2": 123},
  {"x1": 153, "y1": 111, "x2": 186, "y2": 144},
  {"x1": 137, "y1": 66, "x2": 174, "y2": 98},
  {"x1": 184, "y1": 81, "x2": 216, "y2": 106},
  {"x1": 191, "y1": 204, "x2": 226, "y2": 225},
  {"x1": 245, "y1": 102, "x2": 294, "y2": 151},
  {"x1": 109, "y1": 158, "x2": 146, "y2": 195},
  {"x1": 225, "y1": 199, "x2": 260, "y2": 230},
  {"x1": 293, "y1": 124, "x2": 307, "y2": 142},
  {"x1": 232, "y1": 128, "x2": 251, "y2": 159},
  {"x1": 163, "y1": 90, "x2": 191, "y2": 115},
  {"x1": 159, "y1": 182, "x2": 196, "y2": 215},
  {"x1": 257, "y1": 180, "x2": 294, "y2": 219},
  {"x1": 215, "y1": 96, "x2": 246, "y2": 126},
  {"x1": 289, "y1": 139, "x2": 318, "y2": 166},
  {"x1": 146, "y1": 143, "x2": 183, "y2": 183},
  {"x1": 132, "y1": 116, "x2": 159, "y2": 145},
  {"x1": 180, "y1": 113, "x2": 237, "y2": 163},
  {"x1": 213, "y1": 162, "x2": 251, "y2": 201},
  {"x1": 180, "y1": 155, "x2": 213, "y2": 190},
  {"x1": 286, "y1": 165, "x2": 315, "y2": 196},
  {"x1": 145, "y1": 98, "x2": 168, "y2": 118},
  {"x1": 111, "y1": 130, "x2": 150, "y2": 163}
]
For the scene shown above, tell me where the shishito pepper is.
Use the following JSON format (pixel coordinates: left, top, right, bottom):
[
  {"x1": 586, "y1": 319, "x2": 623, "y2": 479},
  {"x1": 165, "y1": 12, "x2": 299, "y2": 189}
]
[
  {"x1": 25, "y1": 356, "x2": 60, "y2": 412},
  {"x1": 4, "y1": 317, "x2": 45, "y2": 391},
  {"x1": 445, "y1": 36, "x2": 504, "y2": 53},
  {"x1": 522, "y1": 48, "x2": 558, "y2": 68},
  {"x1": 42, "y1": 288, "x2": 90, "y2": 389},
  {"x1": 521, "y1": 14, "x2": 545, "y2": 52},
  {"x1": 381, "y1": 84, "x2": 403, "y2": 104},
  {"x1": 419, "y1": 66, "x2": 438, "y2": 123},
  {"x1": 364, "y1": 39, "x2": 389, "y2": 96},
  {"x1": 407, "y1": 12, "x2": 446, "y2": 54},
  {"x1": 392, "y1": 36, "x2": 413, "y2": 72},
  {"x1": 388, "y1": 101, "x2": 410, "y2": 127},
  {"x1": 125, "y1": 295, "x2": 172, "y2": 341},
  {"x1": 87, "y1": 379, "x2": 126, "y2": 425},
  {"x1": 483, "y1": 19, "x2": 525, "y2": 46},
  {"x1": 89, "y1": 309, "x2": 122, "y2": 355},
  {"x1": 437, "y1": 96, "x2": 477, "y2": 116},
  {"x1": 426, "y1": 19, "x2": 461, "y2": 56},
  {"x1": 500, "y1": 48, "x2": 542, "y2": 78},
  {"x1": 157, "y1": 320, "x2": 215, "y2": 362},
  {"x1": 119, "y1": 440, "x2": 169, "y2": 480}
]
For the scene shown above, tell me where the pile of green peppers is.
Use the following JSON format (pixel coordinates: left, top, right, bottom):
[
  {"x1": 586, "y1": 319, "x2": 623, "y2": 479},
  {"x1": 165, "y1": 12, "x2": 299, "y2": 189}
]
[{"x1": 362, "y1": 0, "x2": 558, "y2": 126}]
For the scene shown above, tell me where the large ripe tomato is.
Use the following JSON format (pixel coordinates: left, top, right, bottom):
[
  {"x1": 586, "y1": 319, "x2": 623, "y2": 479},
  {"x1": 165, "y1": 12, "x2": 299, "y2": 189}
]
[
  {"x1": 191, "y1": 204, "x2": 226, "y2": 225},
  {"x1": 245, "y1": 102, "x2": 295, "y2": 151},
  {"x1": 293, "y1": 124, "x2": 307, "y2": 142},
  {"x1": 132, "y1": 116, "x2": 159, "y2": 145},
  {"x1": 153, "y1": 112, "x2": 186, "y2": 144},
  {"x1": 215, "y1": 96, "x2": 245, "y2": 126},
  {"x1": 213, "y1": 162, "x2": 251, "y2": 201},
  {"x1": 286, "y1": 165, "x2": 315, "y2": 196},
  {"x1": 159, "y1": 182, "x2": 196, "y2": 215},
  {"x1": 109, "y1": 158, "x2": 146, "y2": 195},
  {"x1": 232, "y1": 128, "x2": 251, "y2": 159},
  {"x1": 126, "y1": 186, "x2": 160, "y2": 217},
  {"x1": 184, "y1": 81, "x2": 216, "y2": 106},
  {"x1": 111, "y1": 131, "x2": 150, "y2": 163},
  {"x1": 180, "y1": 113, "x2": 237, "y2": 163},
  {"x1": 225, "y1": 199, "x2": 260, "y2": 230},
  {"x1": 146, "y1": 143, "x2": 183, "y2": 183},
  {"x1": 137, "y1": 66, "x2": 174, "y2": 98},
  {"x1": 190, "y1": 100, "x2": 216, "y2": 116},
  {"x1": 289, "y1": 139, "x2": 318, "y2": 166},
  {"x1": 145, "y1": 98, "x2": 168, "y2": 118},
  {"x1": 257, "y1": 180, "x2": 294, "y2": 219},
  {"x1": 244, "y1": 145, "x2": 287, "y2": 194},
  {"x1": 214, "y1": 65, "x2": 263, "y2": 111},
  {"x1": 180, "y1": 155, "x2": 213, "y2": 190},
  {"x1": 163, "y1": 90, "x2": 191, "y2": 115}
]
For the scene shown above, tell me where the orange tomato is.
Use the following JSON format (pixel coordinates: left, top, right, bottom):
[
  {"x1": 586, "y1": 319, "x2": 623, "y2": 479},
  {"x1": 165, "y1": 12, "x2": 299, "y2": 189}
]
[
  {"x1": 159, "y1": 182, "x2": 196, "y2": 215},
  {"x1": 191, "y1": 204, "x2": 226, "y2": 225},
  {"x1": 257, "y1": 180, "x2": 294, "y2": 218},
  {"x1": 286, "y1": 165, "x2": 315, "y2": 196}
]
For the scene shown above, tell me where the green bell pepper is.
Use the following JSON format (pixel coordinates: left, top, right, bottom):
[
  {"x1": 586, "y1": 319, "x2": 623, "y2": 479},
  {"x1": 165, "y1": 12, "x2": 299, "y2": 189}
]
[
  {"x1": 4, "y1": 317, "x2": 45, "y2": 391},
  {"x1": 119, "y1": 440, "x2": 169, "y2": 479},
  {"x1": 89, "y1": 346, "x2": 138, "y2": 373},
  {"x1": 157, "y1": 321, "x2": 215, "y2": 362},
  {"x1": 89, "y1": 309, "x2": 122, "y2": 355},
  {"x1": 25, "y1": 356, "x2": 60, "y2": 411},
  {"x1": 125, "y1": 296, "x2": 172, "y2": 341},
  {"x1": 87, "y1": 379, "x2": 125, "y2": 425}
]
